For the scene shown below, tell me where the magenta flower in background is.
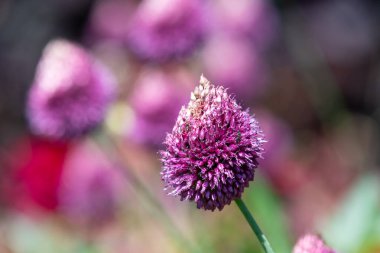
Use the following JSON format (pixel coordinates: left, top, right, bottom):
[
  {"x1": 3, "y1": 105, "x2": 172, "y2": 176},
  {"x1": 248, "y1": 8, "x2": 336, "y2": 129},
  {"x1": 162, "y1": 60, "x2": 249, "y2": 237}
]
[
  {"x1": 254, "y1": 111, "x2": 307, "y2": 196},
  {"x1": 293, "y1": 234, "x2": 336, "y2": 253},
  {"x1": 27, "y1": 39, "x2": 115, "y2": 139},
  {"x1": 209, "y1": 0, "x2": 278, "y2": 50},
  {"x1": 86, "y1": 0, "x2": 135, "y2": 44},
  {"x1": 201, "y1": 35, "x2": 267, "y2": 101},
  {"x1": 257, "y1": 111, "x2": 294, "y2": 165},
  {"x1": 160, "y1": 76, "x2": 265, "y2": 211},
  {"x1": 127, "y1": 0, "x2": 205, "y2": 61},
  {"x1": 128, "y1": 68, "x2": 193, "y2": 147},
  {"x1": 59, "y1": 141, "x2": 124, "y2": 226}
]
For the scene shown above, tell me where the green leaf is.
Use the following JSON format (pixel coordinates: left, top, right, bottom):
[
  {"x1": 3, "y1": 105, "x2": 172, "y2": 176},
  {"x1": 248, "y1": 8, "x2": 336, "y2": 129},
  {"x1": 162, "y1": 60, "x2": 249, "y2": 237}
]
[
  {"x1": 8, "y1": 216, "x2": 72, "y2": 253},
  {"x1": 321, "y1": 173, "x2": 380, "y2": 253},
  {"x1": 244, "y1": 173, "x2": 293, "y2": 253}
]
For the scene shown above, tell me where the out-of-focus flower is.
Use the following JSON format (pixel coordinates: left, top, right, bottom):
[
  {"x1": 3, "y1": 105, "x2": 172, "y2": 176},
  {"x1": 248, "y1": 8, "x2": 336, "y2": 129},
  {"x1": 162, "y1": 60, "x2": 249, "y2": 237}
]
[
  {"x1": 128, "y1": 68, "x2": 193, "y2": 147},
  {"x1": 306, "y1": 0, "x2": 376, "y2": 64},
  {"x1": 286, "y1": 135, "x2": 357, "y2": 235},
  {"x1": 27, "y1": 39, "x2": 115, "y2": 139},
  {"x1": 210, "y1": 0, "x2": 278, "y2": 50},
  {"x1": 293, "y1": 234, "x2": 336, "y2": 253},
  {"x1": 86, "y1": 0, "x2": 135, "y2": 44},
  {"x1": 59, "y1": 141, "x2": 124, "y2": 226},
  {"x1": 202, "y1": 35, "x2": 267, "y2": 101},
  {"x1": 127, "y1": 0, "x2": 205, "y2": 61},
  {"x1": 256, "y1": 112, "x2": 307, "y2": 196},
  {"x1": 10, "y1": 137, "x2": 70, "y2": 211},
  {"x1": 258, "y1": 112, "x2": 293, "y2": 165},
  {"x1": 160, "y1": 76, "x2": 265, "y2": 211}
]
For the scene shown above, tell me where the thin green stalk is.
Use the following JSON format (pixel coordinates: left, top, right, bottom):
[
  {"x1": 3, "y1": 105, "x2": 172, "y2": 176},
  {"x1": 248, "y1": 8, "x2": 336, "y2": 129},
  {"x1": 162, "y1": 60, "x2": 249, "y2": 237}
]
[
  {"x1": 235, "y1": 198, "x2": 275, "y2": 253},
  {"x1": 94, "y1": 132, "x2": 202, "y2": 253}
]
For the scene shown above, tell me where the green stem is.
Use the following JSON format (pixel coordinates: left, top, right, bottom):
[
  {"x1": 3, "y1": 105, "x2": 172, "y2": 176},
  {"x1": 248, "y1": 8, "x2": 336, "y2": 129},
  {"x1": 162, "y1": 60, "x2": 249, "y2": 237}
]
[
  {"x1": 94, "y1": 132, "x2": 202, "y2": 253},
  {"x1": 235, "y1": 198, "x2": 275, "y2": 253}
]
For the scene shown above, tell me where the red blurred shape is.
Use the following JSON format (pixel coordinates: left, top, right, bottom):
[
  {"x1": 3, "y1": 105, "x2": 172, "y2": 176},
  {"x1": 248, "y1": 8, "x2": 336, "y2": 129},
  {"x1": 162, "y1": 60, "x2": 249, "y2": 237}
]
[{"x1": 8, "y1": 136, "x2": 70, "y2": 212}]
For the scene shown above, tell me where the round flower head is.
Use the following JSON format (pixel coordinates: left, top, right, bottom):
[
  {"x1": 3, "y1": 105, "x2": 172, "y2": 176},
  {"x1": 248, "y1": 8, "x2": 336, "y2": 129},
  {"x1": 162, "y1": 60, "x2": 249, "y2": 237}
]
[
  {"x1": 27, "y1": 39, "x2": 115, "y2": 139},
  {"x1": 127, "y1": 0, "x2": 205, "y2": 62},
  {"x1": 293, "y1": 234, "x2": 336, "y2": 253},
  {"x1": 129, "y1": 68, "x2": 193, "y2": 147},
  {"x1": 59, "y1": 141, "x2": 124, "y2": 226},
  {"x1": 86, "y1": 0, "x2": 135, "y2": 44},
  {"x1": 160, "y1": 76, "x2": 265, "y2": 211}
]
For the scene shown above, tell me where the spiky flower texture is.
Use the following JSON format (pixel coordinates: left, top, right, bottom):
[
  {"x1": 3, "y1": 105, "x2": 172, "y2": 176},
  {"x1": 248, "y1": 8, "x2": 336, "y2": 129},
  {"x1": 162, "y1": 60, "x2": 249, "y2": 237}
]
[{"x1": 161, "y1": 76, "x2": 265, "y2": 211}]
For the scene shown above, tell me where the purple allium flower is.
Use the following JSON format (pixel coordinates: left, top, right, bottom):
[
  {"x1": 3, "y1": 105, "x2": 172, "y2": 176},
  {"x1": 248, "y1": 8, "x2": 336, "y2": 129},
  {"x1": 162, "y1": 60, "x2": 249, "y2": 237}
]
[
  {"x1": 129, "y1": 68, "x2": 193, "y2": 147},
  {"x1": 255, "y1": 111, "x2": 300, "y2": 195},
  {"x1": 86, "y1": 0, "x2": 135, "y2": 44},
  {"x1": 293, "y1": 234, "x2": 336, "y2": 253},
  {"x1": 59, "y1": 141, "x2": 124, "y2": 226},
  {"x1": 127, "y1": 0, "x2": 205, "y2": 61},
  {"x1": 27, "y1": 39, "x2": 115, "y2": 139},
  {"x1": 257, "y1": 111, "x2": 294, "y2": 167},
  {"x1": 160, "y1": 76, "x2": 265, "y2": 211}
]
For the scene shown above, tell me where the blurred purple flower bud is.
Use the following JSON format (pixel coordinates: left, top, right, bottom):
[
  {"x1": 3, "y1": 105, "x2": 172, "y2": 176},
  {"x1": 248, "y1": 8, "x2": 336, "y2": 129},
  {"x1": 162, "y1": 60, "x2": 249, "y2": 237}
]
[
  {"x1": 293, "y1": 234, "x2": 336, "y2": 253},
  {"x1": 257, "y1": 111, "x2": 294, "y2": 167},
  {"x1": 127, "y1": 0, "x2": 206, "y2": 61},
  {"x1": 202, "y1": 35, "x2": 267, "y2": 100},
  {"x1": 210, "y1": 0, "x2": 278, "y2": 50},
  {"x1": 160, "y1": 76, "x2": 265, "y2": 211},
  {"x1": 27, "y1": 39, "x2": 116, "y2": 139},
  {"x1": 59, "y1": 141, "x2": 124, "y2": 226},
  {"x1": 129, "y1": 68, "x2": 193, "y2": 147},
  {"x1": 255, "y1": 111, "x2": 304, "y2": 195},
  {"x1": 86, "y1": 0, "x2": 135, "y2": 44}
]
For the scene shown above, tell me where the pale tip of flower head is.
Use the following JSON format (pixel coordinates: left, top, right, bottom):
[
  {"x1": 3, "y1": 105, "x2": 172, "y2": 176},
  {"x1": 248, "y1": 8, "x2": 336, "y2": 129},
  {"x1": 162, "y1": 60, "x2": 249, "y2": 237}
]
[
  {"x1": 192, "y1": 74, "x2": 212, "y2": 100},
  {"x1": 190, "y1": 91, "x2": 197, "y2": 101},
  {"x1": 199, "y1": 74, "x2": 209, "y2": 86}
]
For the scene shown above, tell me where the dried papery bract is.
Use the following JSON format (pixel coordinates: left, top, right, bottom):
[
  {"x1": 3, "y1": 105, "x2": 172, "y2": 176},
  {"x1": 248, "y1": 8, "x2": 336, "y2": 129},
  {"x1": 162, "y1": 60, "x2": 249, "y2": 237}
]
[{"x1": 160, "y1": 75, "x2": 265, "y2": 211}]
